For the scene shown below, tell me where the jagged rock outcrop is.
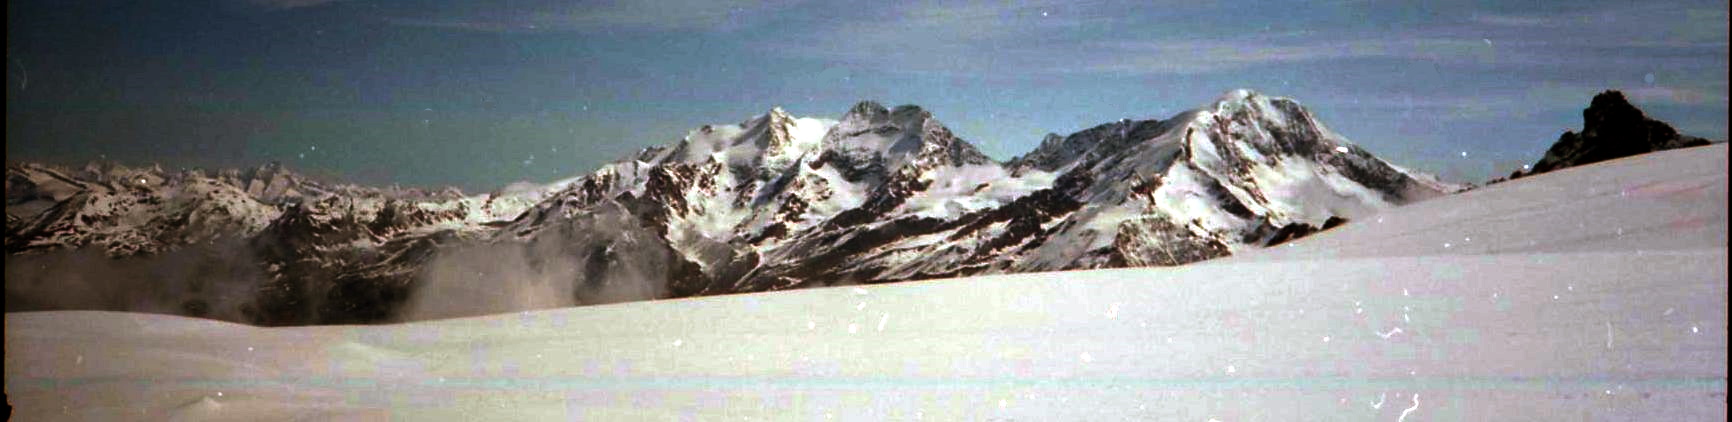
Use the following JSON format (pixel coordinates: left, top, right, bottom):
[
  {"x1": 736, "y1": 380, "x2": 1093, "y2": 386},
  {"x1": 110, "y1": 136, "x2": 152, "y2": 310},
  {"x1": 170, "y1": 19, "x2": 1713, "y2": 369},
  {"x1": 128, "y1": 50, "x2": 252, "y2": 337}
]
[{"x1": 1510, "y1": 90, "x2": 1714, "y2": 180}]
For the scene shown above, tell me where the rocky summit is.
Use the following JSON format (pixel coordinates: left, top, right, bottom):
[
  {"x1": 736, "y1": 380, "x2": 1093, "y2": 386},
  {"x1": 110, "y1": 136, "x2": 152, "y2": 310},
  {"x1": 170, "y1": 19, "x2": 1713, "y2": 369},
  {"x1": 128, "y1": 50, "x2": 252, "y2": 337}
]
[
  {"x1": 1510, "y1": 90, "x2": 1715, "y2": 179},
  {"x1": 6, "y1": 90, "x2": 1460, "y2": 325}
]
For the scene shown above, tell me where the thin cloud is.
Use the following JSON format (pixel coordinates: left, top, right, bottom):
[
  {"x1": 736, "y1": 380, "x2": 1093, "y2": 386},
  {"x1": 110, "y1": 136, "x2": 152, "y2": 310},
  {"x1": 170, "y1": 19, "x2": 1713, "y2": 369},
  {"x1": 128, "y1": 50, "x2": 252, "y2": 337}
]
[
  {"x1": 781, "y1": 27, "x2": 1491, "y2": 76},
  {"x1": 1325, "y1": 81, "x2": 1728, "y2": 125},
  {"x1": 1624, "y1": 86, "x2": 1730, "y2": 106},
  {"x1": 386, "y1": 0, "x2": 806, "y2": 33},
  {"x1": 1469, "y1": 14, "x2": 1554, "y2": 27},
  {"x1": 773, "y1": 3, "x2": 1408, "y2": 76},
  {"x1": 225, "y1": 0, "x2": 346, "y2": 11},
  {"x1": 1076, "y1": 38, "x2": 1495, "y2": 75},
  {"x1": 766, "y1": 0, "x2": 1725, "y2": 78}
]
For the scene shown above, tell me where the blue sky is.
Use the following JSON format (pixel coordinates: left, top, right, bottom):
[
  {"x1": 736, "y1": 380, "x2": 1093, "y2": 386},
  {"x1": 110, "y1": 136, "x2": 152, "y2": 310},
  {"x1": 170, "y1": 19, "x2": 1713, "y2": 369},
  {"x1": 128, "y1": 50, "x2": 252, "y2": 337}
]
[{"x1": 6, "y1": 0, "x2": 1726, "y2": 190}]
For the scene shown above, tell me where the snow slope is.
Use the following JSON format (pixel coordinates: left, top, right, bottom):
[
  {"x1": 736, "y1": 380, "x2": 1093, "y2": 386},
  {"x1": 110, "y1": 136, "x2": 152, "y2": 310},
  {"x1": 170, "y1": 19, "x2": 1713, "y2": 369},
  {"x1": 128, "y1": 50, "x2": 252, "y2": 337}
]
[{"x1": 5, "y1": 145, "x2": 1725, "y2": 420}]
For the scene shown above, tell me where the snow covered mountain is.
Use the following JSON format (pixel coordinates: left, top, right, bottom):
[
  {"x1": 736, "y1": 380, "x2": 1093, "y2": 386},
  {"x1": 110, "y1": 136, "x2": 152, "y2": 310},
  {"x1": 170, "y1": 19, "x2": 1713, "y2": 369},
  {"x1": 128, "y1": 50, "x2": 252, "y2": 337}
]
[
  {"x1": 486, "y1": 89, "x2": 1454, "y2": 300},
  {"x1": 6, "y1": 142, "x2": 1724, "y2": 420},
  {"x1": 6, "y1": 90, "x2": 1457, "y2": 325},
  {"x1": 5, "y1": 161, "x2": 551, "y2": 323}
]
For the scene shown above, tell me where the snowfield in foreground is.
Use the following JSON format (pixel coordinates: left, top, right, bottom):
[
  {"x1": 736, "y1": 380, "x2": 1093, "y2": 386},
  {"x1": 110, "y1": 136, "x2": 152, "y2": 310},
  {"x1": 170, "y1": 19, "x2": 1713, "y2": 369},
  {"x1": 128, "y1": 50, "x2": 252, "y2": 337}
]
[{"x1": 6, "y1": 144, "x2": 1727, "y2": 420}]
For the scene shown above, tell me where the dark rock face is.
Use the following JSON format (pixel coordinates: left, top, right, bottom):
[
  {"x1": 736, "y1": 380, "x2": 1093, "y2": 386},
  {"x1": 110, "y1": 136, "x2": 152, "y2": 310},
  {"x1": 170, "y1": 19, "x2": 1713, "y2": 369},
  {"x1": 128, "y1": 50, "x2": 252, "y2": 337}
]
[
  {"x1": 1107, "y1": 217, "x2": 1232, "y2": 267},
  {"x1": 1514, "y1": 91, "x2": 1713, "y2": 179},
  {"x1": 1262, "y1": 216, "x2": 1348, "y2": 247},
  {"x1": 1008, "y1": 119, "x2": 1174, "y2": 175}
]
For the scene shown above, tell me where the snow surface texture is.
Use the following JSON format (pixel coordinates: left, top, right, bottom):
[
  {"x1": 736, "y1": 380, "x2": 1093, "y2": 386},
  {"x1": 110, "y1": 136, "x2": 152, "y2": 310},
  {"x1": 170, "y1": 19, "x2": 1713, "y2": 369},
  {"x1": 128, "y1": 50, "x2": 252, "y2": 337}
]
[{"x1": 6, "y1": 144, "x2": 1725, "y2": 420}]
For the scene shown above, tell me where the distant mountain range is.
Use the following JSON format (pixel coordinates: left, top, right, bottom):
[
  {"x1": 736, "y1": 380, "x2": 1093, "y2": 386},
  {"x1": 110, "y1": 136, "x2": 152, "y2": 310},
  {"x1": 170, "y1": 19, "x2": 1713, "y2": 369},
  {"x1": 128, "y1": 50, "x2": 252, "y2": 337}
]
[{"x1": 5, "y1": 89, "x2": 1712, "y2": 325}]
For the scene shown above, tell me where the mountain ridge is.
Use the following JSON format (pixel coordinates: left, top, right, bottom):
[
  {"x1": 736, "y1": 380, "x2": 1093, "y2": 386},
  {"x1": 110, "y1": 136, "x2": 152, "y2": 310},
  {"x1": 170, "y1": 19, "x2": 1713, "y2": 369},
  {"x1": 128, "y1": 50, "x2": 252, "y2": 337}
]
[{"x1": 8, "y1": 90, "x2": 1457, "y2": 325}]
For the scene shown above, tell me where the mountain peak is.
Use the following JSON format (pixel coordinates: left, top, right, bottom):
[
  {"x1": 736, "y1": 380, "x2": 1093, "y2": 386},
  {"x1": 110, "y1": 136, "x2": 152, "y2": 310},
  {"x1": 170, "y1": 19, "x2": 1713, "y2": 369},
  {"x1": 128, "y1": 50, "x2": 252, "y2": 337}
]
[
  {"x1": 890, "y1": 104, "x2": 930, "y2": 118},
  {"x1": 1516, "y1": 90, "x2": 1713, "y2": 177},
  {"x1": 1587, "y1": 90, "x2": 1634, "y2": 113},
  {"x1": 835, "y1": 101, "x2": 938, "y2": 130},
  {"x1": 1040, "y1": 132, "x2": 1064, "y2": 146},
  {"x1": 763, "y1": 106, "x2": 795, "y2": 124},
  {"x1": 752, "y1": 106, "x2": 797, "y2": 129},
  {"x1": 757, "y1": 106, "x2": 803, "y2": 155},
  {"x1": 1582, "y1": 90, "x2": 1653, "y2": 137},
  {"x1": 811, "y1": 100, "x2": 993, "y2": 184},
  {"x1": 844, "y1": 101, "x2": 889, "y2": 120},
  {"x1": 1214, "y1": 88, "x2": 1262, "y2": 105}
]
